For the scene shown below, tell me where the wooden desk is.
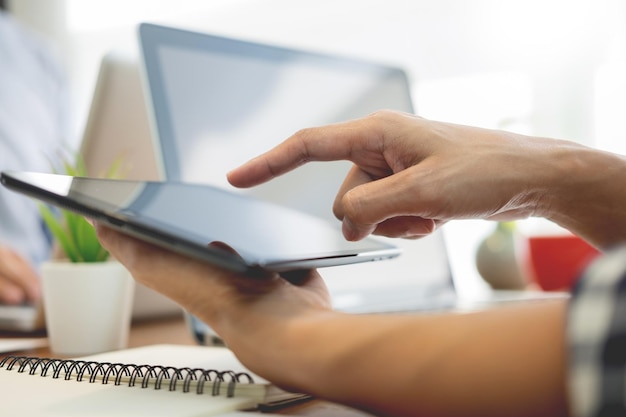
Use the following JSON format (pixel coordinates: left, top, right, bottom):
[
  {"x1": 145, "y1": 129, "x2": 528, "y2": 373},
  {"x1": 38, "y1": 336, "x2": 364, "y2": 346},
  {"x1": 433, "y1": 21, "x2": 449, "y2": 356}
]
[{"x1": 0, "y1": 314, "x2": 375, "y2": 416}]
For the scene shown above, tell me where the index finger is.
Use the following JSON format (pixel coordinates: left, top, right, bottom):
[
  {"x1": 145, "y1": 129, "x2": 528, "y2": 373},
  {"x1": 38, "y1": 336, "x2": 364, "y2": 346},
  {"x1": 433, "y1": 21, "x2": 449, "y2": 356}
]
[{"x1": 227, "y1": 117, "x2": 382, "y2": 188}]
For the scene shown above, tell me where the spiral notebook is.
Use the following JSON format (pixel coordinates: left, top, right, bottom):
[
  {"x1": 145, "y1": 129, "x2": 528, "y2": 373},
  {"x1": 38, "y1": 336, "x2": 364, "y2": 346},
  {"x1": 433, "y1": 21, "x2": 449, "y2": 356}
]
[{"x1": 0, "y1": 344, "x2": 308, "y2": 416}]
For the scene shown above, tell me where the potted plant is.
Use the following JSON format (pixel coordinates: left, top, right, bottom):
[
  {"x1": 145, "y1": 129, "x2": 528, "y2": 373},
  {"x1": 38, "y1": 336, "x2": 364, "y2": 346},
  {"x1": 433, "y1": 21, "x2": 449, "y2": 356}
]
[
  {"x1": 38, "y1": 153, "x2": 135, "y2": 356},
  {"x1": 38, "y1": 155, "x2": 119, "y2": 263}
]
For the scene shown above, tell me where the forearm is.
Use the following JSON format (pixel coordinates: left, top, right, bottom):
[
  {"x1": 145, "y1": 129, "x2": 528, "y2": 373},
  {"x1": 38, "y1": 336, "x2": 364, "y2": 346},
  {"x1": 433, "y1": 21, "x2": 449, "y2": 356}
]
[
  {"x1": 535, "y1": 142, "x2": 626, "y2": 250},
  {"x1": 228, "y1": 299, "x2": 569, "y2": 417}
]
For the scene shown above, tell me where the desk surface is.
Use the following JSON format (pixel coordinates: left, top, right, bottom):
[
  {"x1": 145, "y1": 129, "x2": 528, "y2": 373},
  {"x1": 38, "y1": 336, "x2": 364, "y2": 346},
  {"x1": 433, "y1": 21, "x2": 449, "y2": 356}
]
[{"x1": 0, "y1": 314, "x2": 375, "y2": 417}]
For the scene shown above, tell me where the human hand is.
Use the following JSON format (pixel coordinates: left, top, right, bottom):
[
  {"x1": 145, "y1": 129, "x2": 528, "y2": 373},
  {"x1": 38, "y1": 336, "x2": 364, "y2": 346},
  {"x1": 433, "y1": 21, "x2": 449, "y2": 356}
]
[
  {"x1": 0, "y1": 245, "x2": 41, "y2": 304},
  {"x1": 95, "y1": 224, "x2": 333, "y2": 376},
  {"x1": 228, "y1": 110, "x2": 569, "y2": 241}
]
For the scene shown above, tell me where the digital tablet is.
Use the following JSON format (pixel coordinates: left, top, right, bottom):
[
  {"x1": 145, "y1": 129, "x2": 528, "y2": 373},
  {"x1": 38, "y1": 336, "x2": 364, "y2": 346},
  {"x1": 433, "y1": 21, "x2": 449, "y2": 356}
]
[{"x1": 1, "y1": 171, "x2": 401, "y2": 273}]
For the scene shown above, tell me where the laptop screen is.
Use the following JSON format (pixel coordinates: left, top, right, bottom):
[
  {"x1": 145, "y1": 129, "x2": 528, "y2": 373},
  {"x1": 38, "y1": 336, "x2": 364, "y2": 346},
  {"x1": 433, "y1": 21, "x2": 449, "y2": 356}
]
[{"x1": 139, "y1": 23, "x2": 454, "y2": 311}]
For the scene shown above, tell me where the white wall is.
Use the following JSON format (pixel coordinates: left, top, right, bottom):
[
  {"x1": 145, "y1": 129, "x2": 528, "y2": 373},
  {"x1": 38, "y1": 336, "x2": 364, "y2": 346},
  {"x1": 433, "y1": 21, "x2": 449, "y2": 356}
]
[{"x1": 9, "y1": 0, "x2": 623, "y2": 144}]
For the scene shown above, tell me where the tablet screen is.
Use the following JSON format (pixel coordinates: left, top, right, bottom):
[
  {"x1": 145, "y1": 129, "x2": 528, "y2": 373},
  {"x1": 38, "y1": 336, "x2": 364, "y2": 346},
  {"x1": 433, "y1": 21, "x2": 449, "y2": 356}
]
[{"x1": 1, "y1": 171, "x2": 400, "y2": 272}]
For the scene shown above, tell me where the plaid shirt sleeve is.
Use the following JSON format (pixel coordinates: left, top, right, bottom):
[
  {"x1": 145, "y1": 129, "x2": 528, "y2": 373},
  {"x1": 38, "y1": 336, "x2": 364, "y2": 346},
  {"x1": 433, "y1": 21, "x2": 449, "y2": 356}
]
[{"x1": 567, "y1": 245, "x2": 626, "y2": 417}]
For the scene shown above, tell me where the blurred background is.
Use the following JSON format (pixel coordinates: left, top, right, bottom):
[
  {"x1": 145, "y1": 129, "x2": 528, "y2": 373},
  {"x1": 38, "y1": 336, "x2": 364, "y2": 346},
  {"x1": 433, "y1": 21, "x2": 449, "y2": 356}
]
[{"x1": 4, "y1": 0, "x2": 625, "y2": 295}]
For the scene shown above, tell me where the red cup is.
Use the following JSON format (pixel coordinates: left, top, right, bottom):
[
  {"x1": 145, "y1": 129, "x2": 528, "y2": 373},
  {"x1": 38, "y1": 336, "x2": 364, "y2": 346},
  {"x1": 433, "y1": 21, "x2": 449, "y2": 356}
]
[{"x1": 526, "y1": 234, "x2": 600, "y2": 291}]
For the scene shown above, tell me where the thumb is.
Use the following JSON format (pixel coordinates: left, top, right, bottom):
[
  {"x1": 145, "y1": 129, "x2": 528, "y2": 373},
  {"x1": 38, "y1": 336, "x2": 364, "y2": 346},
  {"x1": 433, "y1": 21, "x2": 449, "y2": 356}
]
[{"x1": 338, "y1": 170, "x2": 434, "y2": 241}]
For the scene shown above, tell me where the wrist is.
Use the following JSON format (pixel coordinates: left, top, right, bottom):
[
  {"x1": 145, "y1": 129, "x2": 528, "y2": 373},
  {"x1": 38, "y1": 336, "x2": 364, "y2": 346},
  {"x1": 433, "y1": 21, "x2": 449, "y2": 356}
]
[
  {"x1": 533, "y1": 141, "x2": 626, "y2": 248},
  {"x1": 527, "y1": 139, "x2": 586, "y2": 219},
  {"x1": 221, "y1": 308, "x2": 341, "y2": 390}
]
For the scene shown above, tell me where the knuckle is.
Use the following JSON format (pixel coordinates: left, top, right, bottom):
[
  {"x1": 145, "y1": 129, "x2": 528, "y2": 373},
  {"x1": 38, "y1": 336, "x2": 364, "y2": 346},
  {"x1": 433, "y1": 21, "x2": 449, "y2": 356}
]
[
  {"x1": 367, "y1": 109, "x2": 394, "y2": 120},
  {"x1": 341, "y1": 187, "x2": 367, "y2": 224},
  {"x1": 367, "y1": 109, "x2": 407, "y2": 126},
  {"x1": 289, "y1": 127, "x2": 317, "y2": 162}
]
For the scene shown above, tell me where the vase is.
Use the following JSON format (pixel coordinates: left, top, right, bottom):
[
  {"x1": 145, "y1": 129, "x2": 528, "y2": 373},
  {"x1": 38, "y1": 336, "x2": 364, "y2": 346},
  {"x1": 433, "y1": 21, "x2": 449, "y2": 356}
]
[
  {"x1": 475, "y1": 222, "x2": 527, "y2": 290},
  {"x1": 40, "y1": 260, "x2": 135, "y2": 356}
]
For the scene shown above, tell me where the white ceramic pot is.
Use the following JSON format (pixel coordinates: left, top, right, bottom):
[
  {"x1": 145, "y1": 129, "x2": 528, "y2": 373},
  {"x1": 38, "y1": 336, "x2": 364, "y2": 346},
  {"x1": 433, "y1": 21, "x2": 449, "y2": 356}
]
[
  {"x1": 475, "y1": 222, "x2": 527, "y2": 290},
  {"x1": 40, "y1": 260, "x2": 135, "y2": 356}
]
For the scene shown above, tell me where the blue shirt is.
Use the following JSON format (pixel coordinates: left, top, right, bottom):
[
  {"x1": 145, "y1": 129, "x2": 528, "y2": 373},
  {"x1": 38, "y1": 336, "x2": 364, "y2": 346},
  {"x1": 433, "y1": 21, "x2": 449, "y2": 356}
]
[{"x1": 0, "y1": 11, "x2": 73, "y2": 266}]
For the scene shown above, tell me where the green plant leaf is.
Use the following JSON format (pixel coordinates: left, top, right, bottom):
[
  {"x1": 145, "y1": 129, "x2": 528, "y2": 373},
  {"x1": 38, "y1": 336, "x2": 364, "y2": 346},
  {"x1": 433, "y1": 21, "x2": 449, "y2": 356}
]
[
  {"x1": 63, "y1": 210, "x2": 83, "y2": 261},
  {"x1": 40, "y1": 149, "x2": 118, "y2": 263},
  {"x1": 75, "y1": 216, "x2": 109, "y2": 263},
  {"x1": 39, "y1": 205, "x2": 80, "y2": 262}
]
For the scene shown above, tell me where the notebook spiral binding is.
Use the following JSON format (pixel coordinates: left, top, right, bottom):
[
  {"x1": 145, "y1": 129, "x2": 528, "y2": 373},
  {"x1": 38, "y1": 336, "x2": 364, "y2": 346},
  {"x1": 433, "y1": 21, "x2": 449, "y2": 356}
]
[{"x1": 0, "y1": 355, "x2": 254, "y2": 397}]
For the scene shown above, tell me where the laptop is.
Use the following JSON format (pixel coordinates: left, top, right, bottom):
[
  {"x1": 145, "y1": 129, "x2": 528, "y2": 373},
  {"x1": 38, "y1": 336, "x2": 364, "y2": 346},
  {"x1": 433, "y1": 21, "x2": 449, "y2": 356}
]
[
  {"x1": 77, "y1": 51, "x2": 187, "y2": 321},
  {"x1": 137, "y1": 23, "x2": 453, "y2": 312},
  {"x1": 137, "y1": 22, "x2": 567, "y2": 323}
]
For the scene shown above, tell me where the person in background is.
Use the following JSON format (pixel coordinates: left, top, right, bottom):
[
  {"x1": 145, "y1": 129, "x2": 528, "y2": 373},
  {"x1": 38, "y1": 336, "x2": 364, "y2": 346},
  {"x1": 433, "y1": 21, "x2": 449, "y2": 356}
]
[
  {"x1": 0, "y1": 10, "x2": 71, "y2": 305},
  {"x1": 98, "y1": 110, "x2": 626, "y2": 417}
]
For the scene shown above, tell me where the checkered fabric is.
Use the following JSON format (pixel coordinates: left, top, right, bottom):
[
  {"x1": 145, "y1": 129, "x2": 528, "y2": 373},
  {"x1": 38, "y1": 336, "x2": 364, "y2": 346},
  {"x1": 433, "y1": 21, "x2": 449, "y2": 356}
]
[{"x1": 568, "y1": 245, "x2": 626, "y2": 417}]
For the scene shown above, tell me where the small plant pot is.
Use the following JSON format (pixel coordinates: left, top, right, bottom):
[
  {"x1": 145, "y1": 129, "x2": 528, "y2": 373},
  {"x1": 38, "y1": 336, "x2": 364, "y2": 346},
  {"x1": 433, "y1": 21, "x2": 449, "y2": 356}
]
[{"x1": 41, "y1": 260, "x2": 135, "y2": 356}]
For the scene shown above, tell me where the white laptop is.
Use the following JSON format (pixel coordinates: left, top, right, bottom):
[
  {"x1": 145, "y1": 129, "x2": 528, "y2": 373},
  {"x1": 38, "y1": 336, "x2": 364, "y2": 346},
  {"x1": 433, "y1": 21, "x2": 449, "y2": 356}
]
[
  {"x1": 136, "y1": 22, "x2": 566, "y2": 328},
  {"x1": 136, "y1": 23, "x2": 453, "y2": 313},
  {"x1": 78, "y1": 51, "x2": 161, "y2": 183}
]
